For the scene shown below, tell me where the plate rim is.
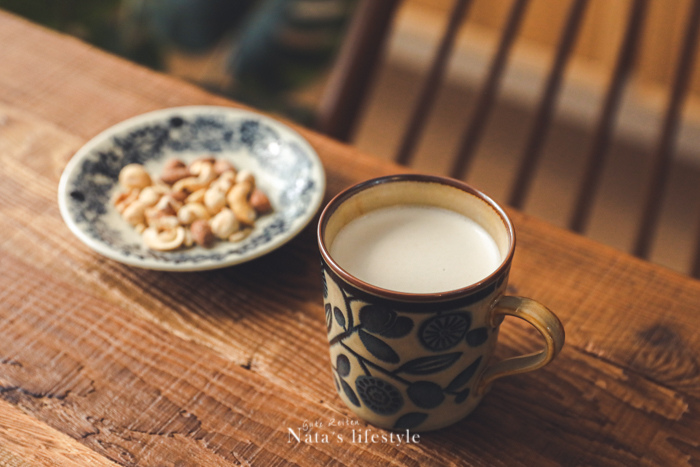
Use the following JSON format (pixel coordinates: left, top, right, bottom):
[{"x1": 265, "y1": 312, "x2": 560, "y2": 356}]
[{"x1": 58, "y1": 105, "x2": 326, "y2": 271}]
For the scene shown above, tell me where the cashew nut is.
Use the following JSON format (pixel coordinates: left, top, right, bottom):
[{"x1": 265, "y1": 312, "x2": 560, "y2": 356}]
[
  {"x1": 229, "y1": 227, "x2": 252, "y2": 243},
  {"x1": 149, "y1": 214, "x2": 180, "y2": 231},
  {"x1": 122, "y1": 201, "x2": 147, "y2": 226},
  {"x1": 114, "y1": 188, "x2": 140, "y2": 214},
  {"x1": 185, "y1": 188, "x2": 206, "y2": 204},
  {"x1": 189, "y1": 160, "x2": 217, "y2": 185},
  {"x1": 210, "y1": 170, "x2": 235, "y2": 193},
  {"x1": 226, "y1": 181, "x2": 252, "y2": 204},
  {"x1": 177, "y1": 203, "x2": 210, "y2": 225},
  {"x1": 204, "y1": 186, "x2": 227, "y2": 214},
  {"x1": 232, "y1": 203, "x2": 257, "y2": 226},
  {"x1": 145, "y1": 206, "x2": 170, "y2": 227},
  {"x1": 155, "y1": 194, "x2": 182, "y2": 216},
  {"x1": 235, "y1": 169, "x2": 255, "y2": 187},
  {"x1": 142, "y1": 226, "x2": 186, "y2": 251},
  {"x1": 119, "y1": 164, "x2": 152, "y2": 190},
  {"x1": 138, "y1": 186, "x2": 163, "y2": 207},
  {"x1": 210, "y1": 208, "x2": 239, "y2": 239},
  {"x1": 227, "y1": 181, "x2": 256, "y2": 225},
  {"x1": 172, "y1": 176, "x2": 206, "y2": 194}
]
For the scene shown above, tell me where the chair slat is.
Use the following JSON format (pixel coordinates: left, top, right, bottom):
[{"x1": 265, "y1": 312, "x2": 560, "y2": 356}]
[
  {"x1": 316, "y1": 0, "x2": 401, "y2": 142},
  {"x1": 395, "y1": 0, "x2": 473, "y2": 166},
  {"x1": 507, "y1": 0, "x2": 589, "y2": 209},
  {"x1": 450, "y1": 0, "x2": 530, "y2": 180},
  {"x1": 633, "y1": 0, "x2": 700, "y2": 259},
  {"x1": 569, "y1": 0, "x2": 650, "y2": 233}
]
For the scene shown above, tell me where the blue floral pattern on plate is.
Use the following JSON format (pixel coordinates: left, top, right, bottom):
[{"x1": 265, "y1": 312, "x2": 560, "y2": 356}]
[{"x1": 58, "y1": 106, "x2": 325, "y2": 271}]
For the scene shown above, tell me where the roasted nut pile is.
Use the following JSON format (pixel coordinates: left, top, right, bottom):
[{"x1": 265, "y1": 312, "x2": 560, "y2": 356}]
[{"x1": 113, "y1": 156, "x2": 272, "y2": 251}]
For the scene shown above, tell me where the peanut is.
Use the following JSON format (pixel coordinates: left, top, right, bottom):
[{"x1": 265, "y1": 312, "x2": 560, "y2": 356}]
[
  {"x1": 160, "y1": 161, "x2": 190, "y2": 184},
  {"x1": 250, "y1": 188, "x2": 272, "y2": 214},
  {"x1": 190, "y1": 219, "x2": 215, "y2": 248}
]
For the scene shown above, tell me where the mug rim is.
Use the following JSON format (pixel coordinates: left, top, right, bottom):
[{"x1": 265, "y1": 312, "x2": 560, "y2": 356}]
[{"x1": 317, "y1": 174, "x2": 516, "y2": 303}]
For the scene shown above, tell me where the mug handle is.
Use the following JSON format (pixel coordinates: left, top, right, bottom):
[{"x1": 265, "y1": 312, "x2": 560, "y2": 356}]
[{"x1": 476, "y1": 296, "x2": 565, "y2": 395}]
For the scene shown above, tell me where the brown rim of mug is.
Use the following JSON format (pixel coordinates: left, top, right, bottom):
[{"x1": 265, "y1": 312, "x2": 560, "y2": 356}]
[{"x1": 317, "y1": 174, "x2": 516, "y2": 303}]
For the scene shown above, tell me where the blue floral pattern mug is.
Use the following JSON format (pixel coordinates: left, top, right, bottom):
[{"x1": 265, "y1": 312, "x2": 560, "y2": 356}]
[{"x1": 317, "y1": 174, "x2": 565, "y2": 432}]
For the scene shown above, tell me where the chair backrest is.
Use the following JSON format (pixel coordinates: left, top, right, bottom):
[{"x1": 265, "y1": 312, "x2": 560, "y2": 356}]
[{"x1": 316, "y1": 0, "x2": 700, "y2": 279}]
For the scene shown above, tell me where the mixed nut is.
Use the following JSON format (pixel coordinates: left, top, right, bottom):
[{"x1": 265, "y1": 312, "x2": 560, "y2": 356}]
[{"x1": 113, "y1": 156, "x2": 272, "y2": 251}]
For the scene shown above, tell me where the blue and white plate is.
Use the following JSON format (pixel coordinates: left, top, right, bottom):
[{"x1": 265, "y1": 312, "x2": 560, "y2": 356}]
[{"x1": 58, "y1": 106, "x2": 326, "y2": 271}]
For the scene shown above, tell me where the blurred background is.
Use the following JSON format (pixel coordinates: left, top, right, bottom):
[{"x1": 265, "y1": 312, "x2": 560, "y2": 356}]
[
  {"x1": 0, "y1": 0, "x2": 357, "y2": 122},
  {"x1": 2, "y1": 0, "x2": 699, "y2": 276}
]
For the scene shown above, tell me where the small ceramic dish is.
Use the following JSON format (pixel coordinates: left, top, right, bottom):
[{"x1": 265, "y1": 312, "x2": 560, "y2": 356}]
[{"x1": 58, "y1": 106, "x2": 326, "y2": 271}]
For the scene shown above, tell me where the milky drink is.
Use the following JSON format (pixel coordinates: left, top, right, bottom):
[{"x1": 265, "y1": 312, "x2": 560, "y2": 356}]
[
  {"x1": 319, "y1": 175, "x2": 564, "y2": 432},
  {"x1": 329, "y1": 204, "x2": 502, "y2": 294}
]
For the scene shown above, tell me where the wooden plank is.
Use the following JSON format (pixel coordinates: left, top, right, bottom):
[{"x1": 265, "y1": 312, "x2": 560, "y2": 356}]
[
  {"x1": 0, "y1": 399, "x2": 117, "y2": 467},
  {"x1": 1, "y1": 235, "x2": 699, "y2": 465},
  {"x1": 0, "y1": 253, "x2": 445, "y2": 466}
]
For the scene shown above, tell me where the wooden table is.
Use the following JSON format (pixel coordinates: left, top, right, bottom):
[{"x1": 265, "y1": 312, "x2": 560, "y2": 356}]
[{"x1": 1, "y1": 10, "x2": 699, "y2": 466}]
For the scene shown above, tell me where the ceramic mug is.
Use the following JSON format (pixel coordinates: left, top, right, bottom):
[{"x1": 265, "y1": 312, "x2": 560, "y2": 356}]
[{"x1": 317, "y1": 174, "x2": 565, "y2": 432}]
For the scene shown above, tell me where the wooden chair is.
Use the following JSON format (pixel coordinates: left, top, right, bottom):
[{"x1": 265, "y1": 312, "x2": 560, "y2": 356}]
[{"x1": 316, "y1": 0, "x2": 700, "y2": 278}]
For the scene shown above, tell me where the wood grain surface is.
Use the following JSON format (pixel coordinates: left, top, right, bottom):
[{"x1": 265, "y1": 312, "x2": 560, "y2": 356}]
[{"x1": 1, "y1": 10, "x2": 700, "y2": 466}]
